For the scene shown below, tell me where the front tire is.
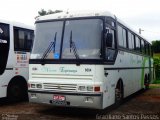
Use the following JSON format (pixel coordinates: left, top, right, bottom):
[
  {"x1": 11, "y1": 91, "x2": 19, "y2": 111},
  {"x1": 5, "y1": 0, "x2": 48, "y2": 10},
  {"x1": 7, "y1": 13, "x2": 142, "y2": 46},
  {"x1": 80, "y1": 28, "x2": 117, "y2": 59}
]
[{"x1": 7, "y1": 81, "x2": 28, "y2": 102}]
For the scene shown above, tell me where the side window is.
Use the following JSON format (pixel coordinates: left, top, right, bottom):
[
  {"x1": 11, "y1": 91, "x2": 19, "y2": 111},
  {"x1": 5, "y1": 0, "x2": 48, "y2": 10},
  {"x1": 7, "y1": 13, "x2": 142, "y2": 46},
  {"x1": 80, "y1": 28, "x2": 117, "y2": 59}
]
[
  {"x1": 135, "y1": 36, "x2": 140, "y2": 52},
  {"x1": 14, "y1": 27, "x2": 34, "y2": 52},
  {"x1": 122, "y1": 29, "x2": 127, "y2": 48},
  {"x1": 146, "y1": 43, "x2": 150, "y2": 55},
  {"x1": 128, "y1": 31, "x2": 135, "y2": 50},
  {"x1": 149, "y1": 45, "x2": 152, "y2": 56},
  {"x1": 118, "y1": 25, "x2": 127, "y2": 48},
  {"x1": 141, "y1": 39, "x2": 145, "y2": 54},
  {"x1": 150, "y1": 45, "x2": 153, "y2": 56}
]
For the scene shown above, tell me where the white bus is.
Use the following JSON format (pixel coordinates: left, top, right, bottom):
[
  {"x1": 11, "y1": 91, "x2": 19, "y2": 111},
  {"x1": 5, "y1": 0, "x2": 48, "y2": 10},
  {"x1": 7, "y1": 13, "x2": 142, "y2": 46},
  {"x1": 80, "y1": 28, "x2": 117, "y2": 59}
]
[
  {"x1": 28, "y1": 11, "x2": 153, "y2": 109},
  {"x1": 0, "y1": 19, "x2": 34, "y2": 101}
]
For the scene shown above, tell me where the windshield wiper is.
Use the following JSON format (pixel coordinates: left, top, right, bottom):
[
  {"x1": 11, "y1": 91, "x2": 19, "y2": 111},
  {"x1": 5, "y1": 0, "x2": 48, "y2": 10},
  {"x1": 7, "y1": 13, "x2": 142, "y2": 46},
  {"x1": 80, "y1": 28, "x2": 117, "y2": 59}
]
[
  {"x1": 41, "y1": 32, "x2": 57, "y2": 59},
  {"x1": 69, "y1": 31, "x2": 79, "y2": 59}
]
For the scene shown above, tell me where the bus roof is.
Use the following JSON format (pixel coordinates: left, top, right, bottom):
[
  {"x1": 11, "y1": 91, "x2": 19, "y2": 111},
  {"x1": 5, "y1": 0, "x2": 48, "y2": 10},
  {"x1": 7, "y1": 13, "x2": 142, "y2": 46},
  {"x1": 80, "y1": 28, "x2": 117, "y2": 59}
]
[
  {"x1": 36, "y1": 10, "x2": 116, "y2": 21},
  {"x1": 36, "y1": 10, "x2": 150, "y2": 43},
  {"x1": 0, "y1": 19, "x2": 34, "y2": 30}
]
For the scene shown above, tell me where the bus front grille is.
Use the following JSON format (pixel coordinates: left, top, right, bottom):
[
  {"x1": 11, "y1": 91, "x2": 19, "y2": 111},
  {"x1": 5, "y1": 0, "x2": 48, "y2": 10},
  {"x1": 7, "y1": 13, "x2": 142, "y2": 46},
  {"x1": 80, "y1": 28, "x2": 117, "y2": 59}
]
[
  {"x1": 31, "y1": 73, "x2": 93, "y2": 80},
  {"x1": 43, "y1": 83, "x2": 77, "y2": 92}
]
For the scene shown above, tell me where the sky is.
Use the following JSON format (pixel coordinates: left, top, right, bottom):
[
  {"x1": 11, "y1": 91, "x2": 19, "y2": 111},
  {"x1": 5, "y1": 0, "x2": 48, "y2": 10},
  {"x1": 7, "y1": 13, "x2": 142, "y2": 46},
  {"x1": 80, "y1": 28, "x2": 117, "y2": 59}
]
[{"x1": 0, "y1": 0, "x2": 160, "y2": 42}]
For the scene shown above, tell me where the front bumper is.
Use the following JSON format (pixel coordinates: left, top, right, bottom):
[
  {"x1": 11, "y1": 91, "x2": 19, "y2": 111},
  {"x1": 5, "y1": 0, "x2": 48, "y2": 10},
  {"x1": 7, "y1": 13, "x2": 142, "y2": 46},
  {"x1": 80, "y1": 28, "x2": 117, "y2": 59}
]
[{"x1": 28, "y1": 90, "x2": 103, "y2": 109}]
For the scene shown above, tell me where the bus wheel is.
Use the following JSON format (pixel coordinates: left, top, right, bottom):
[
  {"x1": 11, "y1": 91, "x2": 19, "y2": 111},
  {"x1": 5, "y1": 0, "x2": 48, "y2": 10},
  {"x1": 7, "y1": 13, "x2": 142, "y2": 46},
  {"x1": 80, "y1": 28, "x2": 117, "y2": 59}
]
[
  {"x1": 115, "y1": 81, "x2": 123, "y2": 106},
  {"x1": 7, "y1": 80, "x2": 27, "y2": 102}
]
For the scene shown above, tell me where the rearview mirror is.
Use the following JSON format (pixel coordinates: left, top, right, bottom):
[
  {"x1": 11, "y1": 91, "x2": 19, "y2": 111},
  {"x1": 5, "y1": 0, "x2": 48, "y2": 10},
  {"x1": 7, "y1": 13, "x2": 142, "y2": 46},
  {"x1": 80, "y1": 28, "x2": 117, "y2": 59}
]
[{"x1": 106, "y1": 33, "x2": 113, "y2": 47}]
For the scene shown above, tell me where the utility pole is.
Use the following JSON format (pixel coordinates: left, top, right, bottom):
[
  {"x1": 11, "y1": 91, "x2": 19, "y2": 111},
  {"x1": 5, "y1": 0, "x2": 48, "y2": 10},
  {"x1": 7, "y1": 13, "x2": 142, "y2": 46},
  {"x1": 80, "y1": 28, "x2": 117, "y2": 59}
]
[{"x1": 139, "y1": 28, "x2": 144, "y2": 34}]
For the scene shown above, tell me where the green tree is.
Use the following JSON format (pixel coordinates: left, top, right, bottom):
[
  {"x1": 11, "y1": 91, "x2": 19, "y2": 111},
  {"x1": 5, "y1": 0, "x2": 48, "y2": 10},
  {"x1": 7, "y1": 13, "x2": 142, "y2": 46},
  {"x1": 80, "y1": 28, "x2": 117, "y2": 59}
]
[
  {"x1": 38, "y1": 9, "x2": 47, "y2": 16},
  {"x1": 38, "y1": 9, "x2": 63, "y2": 16},
  {"x1": 152, "y1": 40, "x2": 160, "y2": 53},
  {"x1": 154, "y1": 58, "x2": 160, "y2": 79}
]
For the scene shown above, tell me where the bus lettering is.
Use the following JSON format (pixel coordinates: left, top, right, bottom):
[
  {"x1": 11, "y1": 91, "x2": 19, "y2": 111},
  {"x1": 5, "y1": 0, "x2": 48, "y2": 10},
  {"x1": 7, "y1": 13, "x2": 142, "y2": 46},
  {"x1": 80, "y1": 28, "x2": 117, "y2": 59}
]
[{"x1": 60, "y1": 67, "x2": 77, "y2": 73}]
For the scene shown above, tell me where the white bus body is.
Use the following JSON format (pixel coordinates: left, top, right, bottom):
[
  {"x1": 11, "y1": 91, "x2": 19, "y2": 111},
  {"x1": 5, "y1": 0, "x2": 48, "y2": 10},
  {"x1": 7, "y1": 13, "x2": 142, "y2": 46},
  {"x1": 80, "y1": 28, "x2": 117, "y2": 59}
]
[
  {"x1": 0, "y1": 19, "x2": 34, "y2": 101},
  {"x1": 28, "y1": 11, "x2": 153, "y2": 109}
]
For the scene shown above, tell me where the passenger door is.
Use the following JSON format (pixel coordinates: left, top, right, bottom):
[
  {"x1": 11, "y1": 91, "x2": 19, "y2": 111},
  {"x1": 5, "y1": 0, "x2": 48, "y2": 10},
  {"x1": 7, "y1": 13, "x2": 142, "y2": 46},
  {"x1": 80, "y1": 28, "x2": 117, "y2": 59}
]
[{"x1": 0, "y1": 23, "x2": 10, "y2": 75}]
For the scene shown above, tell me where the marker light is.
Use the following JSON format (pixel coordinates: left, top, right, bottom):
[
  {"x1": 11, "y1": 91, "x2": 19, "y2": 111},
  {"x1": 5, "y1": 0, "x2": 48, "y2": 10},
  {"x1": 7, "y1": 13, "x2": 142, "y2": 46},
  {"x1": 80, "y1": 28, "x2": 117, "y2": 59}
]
[{"x1": 94, "y1": 86, "x2": 100, "y2": 92}]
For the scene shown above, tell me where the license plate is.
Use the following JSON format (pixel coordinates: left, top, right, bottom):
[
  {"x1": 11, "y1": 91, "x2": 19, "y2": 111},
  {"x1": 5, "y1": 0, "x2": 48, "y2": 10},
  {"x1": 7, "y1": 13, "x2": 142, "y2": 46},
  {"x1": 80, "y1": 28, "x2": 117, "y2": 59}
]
[{"x1": 53, "y1": 95, "x2": 65, "y2": 101}]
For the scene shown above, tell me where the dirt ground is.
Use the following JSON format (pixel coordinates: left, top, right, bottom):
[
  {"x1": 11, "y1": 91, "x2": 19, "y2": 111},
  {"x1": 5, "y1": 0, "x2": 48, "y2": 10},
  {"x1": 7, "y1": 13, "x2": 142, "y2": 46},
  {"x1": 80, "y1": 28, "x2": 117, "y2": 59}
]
[{"x1": 0, "y1": 88, "x2": 160, "y2": 120}]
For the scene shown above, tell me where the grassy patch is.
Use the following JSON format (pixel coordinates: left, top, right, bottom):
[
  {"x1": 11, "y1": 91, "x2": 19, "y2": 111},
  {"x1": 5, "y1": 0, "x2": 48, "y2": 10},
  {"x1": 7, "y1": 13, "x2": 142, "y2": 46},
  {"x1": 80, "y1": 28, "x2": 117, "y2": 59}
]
[
  {"x1": 150, "y1": 79, "x2": 160, "y2": 88},
  {"x1": 153, "y1": 79, "x2": 160, "y2": 84},
  {"x1": 149, "y1": 85, "x2": 160, "y2": 89},
  {"x1": 154, "y1": 53, "x2": 160, "y2": 58}
]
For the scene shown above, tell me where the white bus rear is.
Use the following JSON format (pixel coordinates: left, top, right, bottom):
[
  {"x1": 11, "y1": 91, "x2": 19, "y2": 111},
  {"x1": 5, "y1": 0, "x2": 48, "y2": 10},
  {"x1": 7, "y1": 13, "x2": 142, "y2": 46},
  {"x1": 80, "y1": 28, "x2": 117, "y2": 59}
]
[{"x1": 0, "y1": 20, "x2": 34, "y2": 101}]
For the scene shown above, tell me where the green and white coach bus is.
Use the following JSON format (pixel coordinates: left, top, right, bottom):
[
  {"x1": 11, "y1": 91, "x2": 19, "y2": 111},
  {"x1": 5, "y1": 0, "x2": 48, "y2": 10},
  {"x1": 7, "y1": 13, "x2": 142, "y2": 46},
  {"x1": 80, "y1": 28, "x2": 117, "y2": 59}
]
[
  {"x1": 28, "y1": 11, "x2": 153, "y2": 109},
  {"x1": 0, "y1": 19, "x2": 34, "y2": 101}
]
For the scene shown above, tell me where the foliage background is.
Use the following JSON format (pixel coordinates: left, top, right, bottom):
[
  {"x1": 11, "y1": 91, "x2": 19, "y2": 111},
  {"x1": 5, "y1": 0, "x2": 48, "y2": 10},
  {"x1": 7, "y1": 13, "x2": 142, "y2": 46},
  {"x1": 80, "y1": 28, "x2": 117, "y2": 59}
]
[
  {"x1": 152, "y1": 40, "x2": 160, "y2": 80},
  {"x1": 152, "y1": 41, "x2": 160, "y2": 53},
  {"x1": 153, "y1": 55, "x2": 160, "y2": 80}
]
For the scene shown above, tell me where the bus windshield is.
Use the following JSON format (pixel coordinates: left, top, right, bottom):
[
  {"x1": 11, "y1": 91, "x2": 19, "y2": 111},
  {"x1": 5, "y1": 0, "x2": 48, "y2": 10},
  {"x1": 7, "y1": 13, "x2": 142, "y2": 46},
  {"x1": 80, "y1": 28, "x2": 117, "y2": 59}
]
[
  {"x1": 31, "y1": 21, "x2": 63, "y2": 59},
  {"x1": 62, "y1": 19, "x2": 103, "y2": 59},
  {"x1": 31, "y1": 19, "x2": 103, "y2": 59}
]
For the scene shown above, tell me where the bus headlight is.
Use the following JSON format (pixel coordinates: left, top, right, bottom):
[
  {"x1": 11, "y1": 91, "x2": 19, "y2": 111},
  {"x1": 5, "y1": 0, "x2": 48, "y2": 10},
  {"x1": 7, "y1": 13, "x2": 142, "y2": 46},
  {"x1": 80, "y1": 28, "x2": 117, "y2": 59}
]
[
  {"x1": 36, "y1": 84, "x2": 42, "y2": 88},
  {"x1": 31, "y1": 84, "x2": 36, "y2": 88},
  {"x1": 78, "y1": 86, "x2": 86, "y2": 91},
  {"x1": 87, "y1": 86, "x2": 93, "y2": 91},
  {"x1": 78, "y1": 86, "x2": 94, "y2": 92},
  {"x1": 29, "y1": 83, "x2": 42, "y2": 89}
]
